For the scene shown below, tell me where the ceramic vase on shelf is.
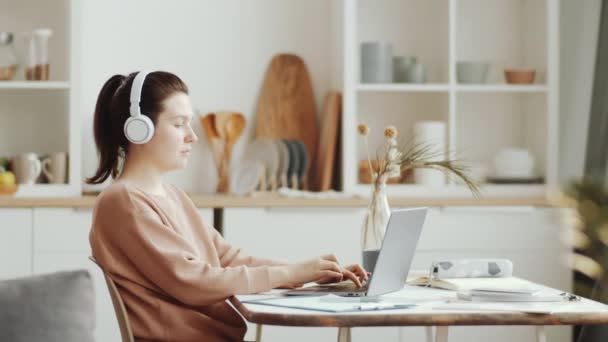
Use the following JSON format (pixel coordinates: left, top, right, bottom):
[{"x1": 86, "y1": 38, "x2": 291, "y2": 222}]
[{"x1": 360, "y1": 175, "x2": 390, "y2": 273}]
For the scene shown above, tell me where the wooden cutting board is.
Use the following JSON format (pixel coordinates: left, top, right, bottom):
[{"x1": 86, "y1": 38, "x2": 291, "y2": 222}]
[
  {"x1": 315, "y1": 91, "x2": 342, "y2": 191},
  {"x1": 255, "y1": 54, "x2": 318, "y2": 189}
]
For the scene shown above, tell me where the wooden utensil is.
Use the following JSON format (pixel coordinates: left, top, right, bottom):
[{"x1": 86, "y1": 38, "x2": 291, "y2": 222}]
[
  {"x1": 224, "y1": 113, "x2": 246, "y2": 163},
  {"x1": 199, "y1": 113, "x2": 228, "y2": 192},
  {"x1": 314, "y1": 91, "x2": 342, "y2": 191},
  {"x1": 214, "y1": 112, "x2": 232, "y2": 140},
  {"x1": 255, "y1": 53, "x2": 318, "y2": 190}
]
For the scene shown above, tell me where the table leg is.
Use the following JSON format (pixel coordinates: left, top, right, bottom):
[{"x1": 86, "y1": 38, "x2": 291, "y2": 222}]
[
  {"x1": 255, "y1": 324, "x2": 262, "y2": 342},
  {"x1": 337, "y1": 327, "x2": 351, "y2": 342},
  {"x1": 535, "y1": 326, "x2": 547, "y2": 342},
  {"x1": 425, "y1": 327, "x2": 434, "y2": 342},
  {"x1": 435, "y1": 326, "x2": 449, "y2": 342}
]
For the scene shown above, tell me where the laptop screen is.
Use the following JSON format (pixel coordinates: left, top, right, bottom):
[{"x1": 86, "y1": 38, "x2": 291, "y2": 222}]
[{"x1": 365, "y1": 207, "x2": 428, "y2": 297}]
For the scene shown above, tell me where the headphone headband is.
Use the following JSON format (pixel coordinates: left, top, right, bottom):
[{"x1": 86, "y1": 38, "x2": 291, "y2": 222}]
[
  {"x1": 124, "y1": 70, "x2": 155, "y2": 144},
  {"x1": 129, "y1": 71, "x2": 150, "y2": 117}
]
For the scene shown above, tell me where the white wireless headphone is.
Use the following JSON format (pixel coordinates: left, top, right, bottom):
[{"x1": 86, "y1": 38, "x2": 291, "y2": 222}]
[{"x1": 123, "y1": 71, "x2": 155, "y2": 144}]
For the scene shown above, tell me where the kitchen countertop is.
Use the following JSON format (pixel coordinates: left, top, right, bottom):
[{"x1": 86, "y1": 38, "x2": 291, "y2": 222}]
[{"x1": 0, "y1": 193, "x2": 553, "y2": 208}]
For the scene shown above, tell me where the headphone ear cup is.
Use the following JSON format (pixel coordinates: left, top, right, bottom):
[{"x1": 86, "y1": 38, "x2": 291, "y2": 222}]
[{"x1": 124, "y1": 114, "x2": 155, "y2": 144}]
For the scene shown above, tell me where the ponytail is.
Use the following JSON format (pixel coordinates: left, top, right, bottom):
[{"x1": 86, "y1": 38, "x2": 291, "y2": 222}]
[{"x1": 85, "y1": 75, "x2": 126, "y2": 184}]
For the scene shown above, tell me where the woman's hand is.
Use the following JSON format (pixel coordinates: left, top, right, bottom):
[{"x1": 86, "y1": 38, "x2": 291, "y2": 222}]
[
  {"x1": 315, "y1": 258, "x2": 369, "y2": 287},
  {"x1": 285, "y1": 254, "x2": 344, "y2": 287}
]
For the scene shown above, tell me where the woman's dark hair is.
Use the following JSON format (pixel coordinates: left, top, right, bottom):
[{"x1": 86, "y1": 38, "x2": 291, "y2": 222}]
[{"x1": 86, "y1": 71, "x2": 188, "y2": 184}]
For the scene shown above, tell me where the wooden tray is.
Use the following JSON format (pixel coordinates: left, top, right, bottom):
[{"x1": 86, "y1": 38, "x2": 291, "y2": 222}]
[{"x1": 255, "y1": 54, "x2": 318, "y2": 190}]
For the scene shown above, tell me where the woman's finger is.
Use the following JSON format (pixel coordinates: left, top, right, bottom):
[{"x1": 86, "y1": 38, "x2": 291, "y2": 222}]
[
  {"x1": 348, "y1": 264, "x2": 369, "y2": 281},
  {"x1": 321, "y1": 260, "x2": 343, "y2": 274},
  {"x1": 319, "y1": 270, "x2": 343, "y2": 280},
  {"x1": 342, "y1": 269, "x2": 362, "y2": 287}
]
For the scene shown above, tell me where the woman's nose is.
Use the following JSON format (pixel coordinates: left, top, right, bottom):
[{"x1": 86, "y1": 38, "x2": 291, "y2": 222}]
[{"x1": 186, "y1": 124, "x2": 198, "y2": 143}]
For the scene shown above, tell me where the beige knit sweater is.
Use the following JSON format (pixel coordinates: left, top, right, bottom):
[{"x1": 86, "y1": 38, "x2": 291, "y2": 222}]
[{"x1": 89, "y1": 182, "x2": 290, "y2": 341}]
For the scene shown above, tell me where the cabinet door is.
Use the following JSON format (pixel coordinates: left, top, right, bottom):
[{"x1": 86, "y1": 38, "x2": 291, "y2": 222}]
[
  {"x1": 223, "y1": 207, "x2": 367, "y2": 264},
  {"x1": 32, "y1": 208, "x2": 120, "y2": 342},
  {"x1": 0, "y1": 208, "x2": 32, "y2": 279},
  {"x1": 224, "y1": 207, "x2": 399, "y2": 342}
]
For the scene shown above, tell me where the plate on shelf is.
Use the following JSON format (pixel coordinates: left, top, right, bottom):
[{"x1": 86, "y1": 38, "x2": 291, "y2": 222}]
[
  {"x1": 242, "y1": 139, "x2": 279, "y2": 191},
  {"x1": 292, "y1": 139, "x2": 309, "y2": 189},
  {"x1": 485, "y1": 176, "x2": 544, "y2": 184},
  {"x1": 275, "y1": 139, "x2": 290, "y2": 188},
  {"x1": 283, "y1": 139, "x2": 300, "y2": 188},
  {"x1": 230, "y1": 161, "x2": 263, "y2": 195}
]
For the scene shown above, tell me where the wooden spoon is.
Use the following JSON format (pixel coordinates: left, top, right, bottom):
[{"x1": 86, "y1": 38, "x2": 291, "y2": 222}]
[
  {"x1": 214, "y1": 112, "x2": 233, "y2": 140},
  {"x1": 224, "y1": 113, "x2": 246, "y2": 163}
]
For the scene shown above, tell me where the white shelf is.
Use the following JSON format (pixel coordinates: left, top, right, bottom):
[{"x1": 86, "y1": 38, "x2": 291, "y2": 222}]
[
  {"x1": 357, "y1": 83, "x2": 547, "y2": 94},
  {"x1": 351, "y1": 184, "x2": 547, "y2": 198},
  {"x1": 14, "y1": 184, "x2": 81, "y2": 198},
  {"x1": 0, "y1": 81, "x2": 70, "y2": 90},
  {"x1": 358, "y1": 83, "x2": 450, "y2": 92},
  {"x1": 456, "y1": 84, "x2": 548, "y2": 93}
]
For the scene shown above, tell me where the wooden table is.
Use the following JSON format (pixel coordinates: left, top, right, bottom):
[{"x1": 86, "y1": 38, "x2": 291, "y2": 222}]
[{"x1": 231, "y1": 285, "x2": 608, "y2": 342}]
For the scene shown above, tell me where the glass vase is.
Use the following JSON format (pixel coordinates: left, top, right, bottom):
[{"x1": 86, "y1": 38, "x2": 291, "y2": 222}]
[{"x1": 360, "y1": 178, "x2": 390, "y2": 273}]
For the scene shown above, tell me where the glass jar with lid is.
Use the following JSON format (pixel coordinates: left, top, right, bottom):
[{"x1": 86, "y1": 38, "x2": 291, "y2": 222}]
[{"x1": 0, "y1": 32, "x2": 18, "y2": 80}]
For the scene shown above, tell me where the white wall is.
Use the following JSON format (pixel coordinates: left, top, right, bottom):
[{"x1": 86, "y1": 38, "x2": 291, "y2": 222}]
[
  {"x1": 79, "y1": 0, "x2": 338, "y2": 193},
  {"x1": 558, "y1": 0, "x2": 602, "y2": 185},
  {"x1": 78, "y1": 0, "x2": 602, "y2": 193}
]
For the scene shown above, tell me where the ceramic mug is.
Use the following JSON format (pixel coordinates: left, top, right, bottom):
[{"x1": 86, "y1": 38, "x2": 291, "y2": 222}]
[
  {"x1": 12, "y1": 153, "x2": 42, "y2": 184},
  {"x1": 393, "y1": 56, "x2": 417, "y2": 83},
  {"x1": 361, "y1": 41, "x2": 393, "y2": 83},
  {"x1": 42, "y1": 152, "x2": 68, "y2": 184},
  {"x1": 406, "y1": 63, "x2": 427, "y2": 83}
]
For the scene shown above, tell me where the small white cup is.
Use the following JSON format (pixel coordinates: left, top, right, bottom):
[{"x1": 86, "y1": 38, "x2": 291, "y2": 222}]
[
  {"x1": 42, "y1": 152, "x2": 68, "y2": 184},
  {"x1": 12, "y1": 153, "x2": 42, "y2": 184}
]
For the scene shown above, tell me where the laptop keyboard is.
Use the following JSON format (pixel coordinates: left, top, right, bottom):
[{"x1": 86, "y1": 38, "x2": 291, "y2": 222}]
[{"x1": 305, "y1": 280, "x2": 368, "y2": 293}]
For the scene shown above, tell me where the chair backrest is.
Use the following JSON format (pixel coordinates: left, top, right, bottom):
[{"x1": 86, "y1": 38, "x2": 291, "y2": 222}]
[{"x1": 88, "y1": 256, "x2": 134, "y2": 342}]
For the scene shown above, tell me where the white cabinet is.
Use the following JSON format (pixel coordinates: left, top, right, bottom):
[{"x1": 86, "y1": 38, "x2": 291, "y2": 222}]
[
  {"x1": 224, "y1": 207, "x2": 367, "y2": 264},
  {"x1": 224, "y1": 207, "x2": 572, "y2": 342},
  {"x1": 0, "y1": 208, "x2": 32, "y2": 279}
]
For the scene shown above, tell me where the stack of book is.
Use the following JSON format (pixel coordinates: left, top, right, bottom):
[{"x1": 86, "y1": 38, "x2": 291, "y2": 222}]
[{"x1": 408, "y1": 275, "x2": 579, "y2": 303}]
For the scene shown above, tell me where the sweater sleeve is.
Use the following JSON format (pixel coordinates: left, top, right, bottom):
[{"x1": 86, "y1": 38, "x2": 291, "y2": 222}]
[
  {"x1": 209, "y1": 225, "x2": 289, "y2": 268},
  {"x1": 95, "y1": 194, "x2": 291, "y2": 306}
]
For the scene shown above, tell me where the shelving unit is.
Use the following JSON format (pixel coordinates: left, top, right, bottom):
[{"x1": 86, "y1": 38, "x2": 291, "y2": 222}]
[
  {"x1": 0, "y1": 81, "x2": 71, "y2": 89},
  {"x1": 343, "y1": 0, "x2": 559, "y2": 198},
  {"x1": 0, "y1": 0, "x2": 80, "y2": 197}
]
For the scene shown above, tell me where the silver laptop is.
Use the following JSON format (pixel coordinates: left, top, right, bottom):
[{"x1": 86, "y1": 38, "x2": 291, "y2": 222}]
[{"x1": 285, "y1": 207, "x2": 428, "y2": 297}]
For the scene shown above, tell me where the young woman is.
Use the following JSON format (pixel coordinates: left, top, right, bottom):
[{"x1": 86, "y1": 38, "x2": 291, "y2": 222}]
[{"x1": 87, "y1": 71, "x2": 368, "y2": 342}]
